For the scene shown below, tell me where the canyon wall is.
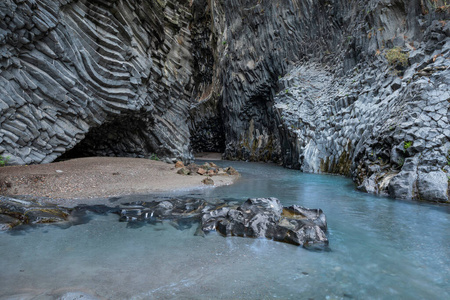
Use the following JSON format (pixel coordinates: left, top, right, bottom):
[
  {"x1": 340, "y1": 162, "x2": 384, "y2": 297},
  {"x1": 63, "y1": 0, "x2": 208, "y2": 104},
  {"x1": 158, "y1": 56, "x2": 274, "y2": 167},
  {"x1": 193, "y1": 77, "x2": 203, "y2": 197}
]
[
  {"x1": 1, "y1": 0, "x2": 449, "y2": 202},
  {"x1": 0, "y1": 0, "x2": 195, "y2": 163}
]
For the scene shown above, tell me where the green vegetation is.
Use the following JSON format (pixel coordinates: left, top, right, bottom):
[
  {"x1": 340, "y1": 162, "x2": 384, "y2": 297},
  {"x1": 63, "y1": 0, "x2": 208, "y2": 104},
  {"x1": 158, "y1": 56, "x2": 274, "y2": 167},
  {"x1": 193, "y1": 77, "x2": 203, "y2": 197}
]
[
  {"x1": 404, "y1": 141, "x2": 412, "y2": 150},
  {"x1": 0, "y1": 155, "x2": 10, "y2": 167},
  {"x1": 149, "y1": 153, "x2": 160, "y2": 161},
  {"x1": 385, "y1": 47, "x2": 409, "y2": 68}
]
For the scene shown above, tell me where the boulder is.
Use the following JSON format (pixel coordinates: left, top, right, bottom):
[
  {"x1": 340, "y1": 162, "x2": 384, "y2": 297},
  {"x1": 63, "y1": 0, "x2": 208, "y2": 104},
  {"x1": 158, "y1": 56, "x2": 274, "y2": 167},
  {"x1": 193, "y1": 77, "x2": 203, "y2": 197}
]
[
  {"x1": 225, "y1": 167, "x2": 239, "y2": 176},
  {"x1": 175, "y1": 161, "x2": 185, "y2": 168},
  {"x1": 417, "y1": 171, "x2": 449, "y2": 203},
  {"x1": 202, "y1": 177, "x2": 214, "y2": 185},
  {"x1": 197, "y1": 168, "x2": 207, "y2": 175},
  {"x1": 201, "y1": 197, "x2": 328, "y2": 247},
  {"x1": 0, "y1": 196, "x2": 71, "y2": 229},
  {"x1": 177, "y1": 167, "x2": 190, "y2": 175}
]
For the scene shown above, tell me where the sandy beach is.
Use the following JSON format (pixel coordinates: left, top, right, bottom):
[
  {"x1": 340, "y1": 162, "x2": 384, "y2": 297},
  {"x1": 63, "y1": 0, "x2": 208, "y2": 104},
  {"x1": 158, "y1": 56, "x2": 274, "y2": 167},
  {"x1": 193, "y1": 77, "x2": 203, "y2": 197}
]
[{"x1": 0, "y1": 156, "x2": 237, "y2": 206}]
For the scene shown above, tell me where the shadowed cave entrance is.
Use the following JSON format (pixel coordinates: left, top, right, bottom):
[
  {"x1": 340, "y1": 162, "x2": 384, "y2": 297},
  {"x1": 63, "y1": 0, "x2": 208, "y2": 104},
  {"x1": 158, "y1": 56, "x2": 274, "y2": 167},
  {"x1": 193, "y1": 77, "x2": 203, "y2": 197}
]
[
  {"x1": 59, "y1": 114, "x2": 165, "y2": 160},
  {"x1": 189, "y1": 116, "x2": 226, "y2": 155},
  {"x1": 60, "y1": 113, "x2": 227, "y2": 162}
]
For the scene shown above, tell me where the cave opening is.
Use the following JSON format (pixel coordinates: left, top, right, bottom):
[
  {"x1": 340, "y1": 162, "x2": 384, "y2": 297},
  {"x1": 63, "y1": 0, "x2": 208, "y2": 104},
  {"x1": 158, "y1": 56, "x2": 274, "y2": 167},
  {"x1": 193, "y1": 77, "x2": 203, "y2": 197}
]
[{"x1": 58, "y1": 114, "x2": 159, "y2": 161}]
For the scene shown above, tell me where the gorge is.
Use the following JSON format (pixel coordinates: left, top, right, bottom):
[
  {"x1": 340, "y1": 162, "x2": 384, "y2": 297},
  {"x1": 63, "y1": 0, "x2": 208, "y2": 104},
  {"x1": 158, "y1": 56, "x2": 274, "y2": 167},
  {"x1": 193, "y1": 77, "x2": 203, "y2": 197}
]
[{"x1": 1, "y1": 0, "x2": 450, "y2": 202}]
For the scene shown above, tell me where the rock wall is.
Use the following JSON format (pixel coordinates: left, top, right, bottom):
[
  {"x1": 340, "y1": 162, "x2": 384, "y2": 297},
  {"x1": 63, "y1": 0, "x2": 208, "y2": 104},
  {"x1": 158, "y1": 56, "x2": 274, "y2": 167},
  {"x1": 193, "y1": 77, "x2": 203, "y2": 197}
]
[
  {"x1": 199, "y1": 0, "x2": 450, "y2": 202},
  {"x1": 272, "y1": 1, "x2": 450, "y2": 202},
  {"x1": 0, "y1": 0, "x2": 195, "y2": 164},
  {"x1": 1, "y1": 0, "x2": 449, "y2": 202},
  {"x1": 216, "y1": 0, "x2": 351, "y2": 162}
]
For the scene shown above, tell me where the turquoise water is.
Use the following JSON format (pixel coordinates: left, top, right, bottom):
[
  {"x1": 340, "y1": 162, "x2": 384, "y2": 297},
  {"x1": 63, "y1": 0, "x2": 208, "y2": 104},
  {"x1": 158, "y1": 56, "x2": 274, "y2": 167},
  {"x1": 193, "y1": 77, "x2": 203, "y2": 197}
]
[{"x1": 1, "y1": 161, "x2": 449, "y2": 299}]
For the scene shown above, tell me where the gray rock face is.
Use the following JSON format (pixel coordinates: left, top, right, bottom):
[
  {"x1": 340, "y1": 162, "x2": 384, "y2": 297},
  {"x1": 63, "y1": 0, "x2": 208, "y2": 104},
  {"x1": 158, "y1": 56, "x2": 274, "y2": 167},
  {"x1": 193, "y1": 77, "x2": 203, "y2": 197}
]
[
  {"x1": 1, "y1": 0, "x2": 449, "y2": 202},
  {"x1": 269, "y1": 1, "x2": 450, "y2": 203},
  {"x1": 0, "y1": 0, "x2": 195, "y2": 163}
]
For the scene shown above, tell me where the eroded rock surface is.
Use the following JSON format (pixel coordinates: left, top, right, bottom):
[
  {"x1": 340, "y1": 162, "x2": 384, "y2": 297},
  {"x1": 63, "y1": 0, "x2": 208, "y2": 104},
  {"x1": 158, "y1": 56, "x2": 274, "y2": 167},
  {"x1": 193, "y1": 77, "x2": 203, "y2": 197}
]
[
  {"x1": 0, "y1": 196, "x2": 70, "y2": 229},
  {"x1": 202, "y1": 198, "x2": 328, "y2": 247},
  {"x1": 273, "y1": 5, "x2": 450, "y2": 202},
  {"x1": 1, "y1": 0, "x2": 195, "y2": 164},
  {"x1": 119, "y1": 197, "x2": 328, "y2": 247},
  {"x1": 1, "y1": 0, "x2": 449, "y2": 202}
]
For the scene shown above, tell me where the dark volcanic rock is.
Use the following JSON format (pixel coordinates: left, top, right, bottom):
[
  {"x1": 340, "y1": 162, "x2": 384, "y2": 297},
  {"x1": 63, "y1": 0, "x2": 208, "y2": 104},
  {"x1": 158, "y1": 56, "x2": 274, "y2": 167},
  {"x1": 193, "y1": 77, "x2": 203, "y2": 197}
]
[
  {"x1": 118, "y1": 197, "x2": 328, "y2": 247},
  {"x1": 1, "y1": 0, "x2": 449, "y2": 203},
  {"x1": 0, "y1": 0, "x2": 195, "y2": 164},
  {"x1": 0, "y1": 196, "x2": 70, "y2": 229},
  {"x1": 118, "y1": 198, "x2": 208, "y2": 223},
  {"x1": 201, "y1": 198, "x2": 328, "y2": 247}
]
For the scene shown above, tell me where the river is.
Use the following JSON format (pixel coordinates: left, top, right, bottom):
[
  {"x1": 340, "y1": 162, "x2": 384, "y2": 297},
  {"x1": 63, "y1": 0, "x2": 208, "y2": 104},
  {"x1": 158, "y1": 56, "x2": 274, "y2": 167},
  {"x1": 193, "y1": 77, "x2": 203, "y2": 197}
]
[{"x1": 0, "y1": 160, "x2": 449, "y2": 299}]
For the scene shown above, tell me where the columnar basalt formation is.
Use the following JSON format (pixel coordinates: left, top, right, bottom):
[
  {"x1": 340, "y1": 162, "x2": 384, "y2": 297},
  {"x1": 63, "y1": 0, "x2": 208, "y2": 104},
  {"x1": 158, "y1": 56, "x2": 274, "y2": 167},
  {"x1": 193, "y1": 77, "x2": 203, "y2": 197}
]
[
  {"x1": 1, "y1": 0, "x2": 195, "y2": 164},
  {"x1": 272, "y1": 1, "x2": 450, "y2": 202},
  {"x1": 1, "y1": 0, "x2": 449, "y2": 202}
]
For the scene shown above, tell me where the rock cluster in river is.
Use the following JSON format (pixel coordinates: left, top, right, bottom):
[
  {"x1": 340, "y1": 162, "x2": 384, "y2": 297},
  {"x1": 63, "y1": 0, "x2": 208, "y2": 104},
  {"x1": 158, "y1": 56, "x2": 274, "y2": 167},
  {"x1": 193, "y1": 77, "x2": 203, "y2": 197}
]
[
  {"x1": 0, "y1": 196, "x2": 329, "y2": 248},
  {"x1": 1, "y1": 0, "x2": 449, "y2": 202},
  {"x1": 118, "y1": 197, "x2": 328, "y2": 247}
]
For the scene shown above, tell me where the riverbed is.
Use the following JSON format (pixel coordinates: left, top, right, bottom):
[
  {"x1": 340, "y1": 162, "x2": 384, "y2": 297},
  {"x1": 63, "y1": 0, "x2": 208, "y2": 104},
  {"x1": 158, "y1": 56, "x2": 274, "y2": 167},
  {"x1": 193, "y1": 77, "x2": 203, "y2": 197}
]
[{"x1": 0, "y1": 161, "x2": 449, "y2": 299}]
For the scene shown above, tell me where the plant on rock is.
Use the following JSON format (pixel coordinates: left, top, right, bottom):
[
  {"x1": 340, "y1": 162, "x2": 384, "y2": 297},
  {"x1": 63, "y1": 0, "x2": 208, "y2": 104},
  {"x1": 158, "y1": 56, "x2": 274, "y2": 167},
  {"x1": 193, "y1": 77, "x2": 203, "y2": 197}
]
[
  {"x1": 0, "y1": 155, "x2": 10, "y2": 167},
  {"x1": 149, "y1": 153, "x2": 159, "y2": 161},
  {"x1": 385, "y1": 47, "x2": 409, "y2": 69},
  {"x1": 404, "y1": 141, "x2": 412, "y2": 150}
]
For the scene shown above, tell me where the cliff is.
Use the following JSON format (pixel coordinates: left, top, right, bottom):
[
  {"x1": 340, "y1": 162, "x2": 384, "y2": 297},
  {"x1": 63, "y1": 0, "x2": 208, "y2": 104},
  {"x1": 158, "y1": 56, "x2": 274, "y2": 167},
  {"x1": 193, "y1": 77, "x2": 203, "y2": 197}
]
[{"x1": 1, "y1": 0, "x2": 449, "y2": 202}]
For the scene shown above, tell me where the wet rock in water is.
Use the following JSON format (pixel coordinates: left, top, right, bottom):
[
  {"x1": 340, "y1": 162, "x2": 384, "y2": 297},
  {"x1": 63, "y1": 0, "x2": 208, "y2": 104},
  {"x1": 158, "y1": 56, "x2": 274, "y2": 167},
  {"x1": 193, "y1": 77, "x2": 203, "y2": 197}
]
[
  {"x1": 225, "y1": 167, "x2": 239, "y2": 176},
  {"x1": 202, "y1": 177, "x2": 214, "y2": 185},
  {"x1": 0, "y1": 214, "x2": 21, "y2": 231},
  {"x1": 118, "y1": 198, "x2": 207, "y2": 223},
  {"x1": 0, "y1": 196, "x2": 71, "y2": 230},
  {"x1": 201, "y1": 197, "x2": 328, "y2": 247},
  {"x1": 117, "y1": 197, "x2": 327, "y2": 247}
]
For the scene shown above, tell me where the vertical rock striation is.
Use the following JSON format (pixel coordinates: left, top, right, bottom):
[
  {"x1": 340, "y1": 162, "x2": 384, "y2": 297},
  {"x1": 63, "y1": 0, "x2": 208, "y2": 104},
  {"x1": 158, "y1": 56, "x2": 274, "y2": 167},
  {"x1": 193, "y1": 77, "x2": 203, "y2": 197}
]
[
  {"x1": 272, "y1": 0, "x2": 450, "y2": 202},
  {"x1": 1, "y1": 0, "x2": 449, "y2": 202}
]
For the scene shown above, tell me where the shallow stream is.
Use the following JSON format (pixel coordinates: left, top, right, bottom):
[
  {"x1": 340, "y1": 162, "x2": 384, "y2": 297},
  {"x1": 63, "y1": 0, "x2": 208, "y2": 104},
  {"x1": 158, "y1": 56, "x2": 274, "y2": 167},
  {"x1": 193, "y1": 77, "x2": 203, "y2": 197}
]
[{"x1": 1, "y1": 161, "x2": 449, "y2": 299}]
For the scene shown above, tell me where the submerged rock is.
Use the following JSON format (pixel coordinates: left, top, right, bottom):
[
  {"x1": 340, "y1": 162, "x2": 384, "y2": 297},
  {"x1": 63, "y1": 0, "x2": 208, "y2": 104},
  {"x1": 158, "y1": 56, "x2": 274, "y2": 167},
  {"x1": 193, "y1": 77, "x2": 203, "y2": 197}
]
[{"x1": 0, "y1": 196, "x2": 71, "y2": 230}]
